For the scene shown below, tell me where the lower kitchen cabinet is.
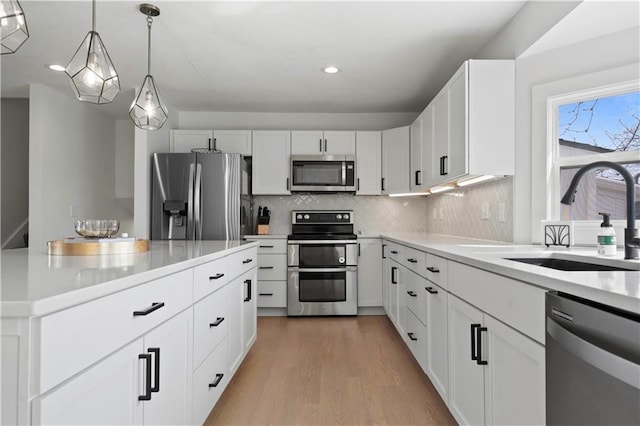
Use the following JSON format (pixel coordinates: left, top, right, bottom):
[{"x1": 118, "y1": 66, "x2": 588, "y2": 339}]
[
  {"x1": 192, "y1": 337, "x2": 229, "y2": 426},
  {"x1": 447, "y1": 295, "x2": 545, "y2": 426},
  {"x1": 243, "y1": 269, "x2": 258, "y2": 353},
  {"x1": 357, "y1": 238, "x2": 383, "y2": 307},
  {"x1": 404, "y1": 307, "x2": 427, "y2": 372},
  {"x1": 32, "y1": 308, "x2": 193, "y2": 425},
  {"x1": 424, "y1": 282, "x2": 449, "y2": 403},
  {"x1": 229, "y1": 268, "x2": 258, "y2": 374},
  {"x1": 245, "y1": 237, "x2": 288, "y2": 309}
]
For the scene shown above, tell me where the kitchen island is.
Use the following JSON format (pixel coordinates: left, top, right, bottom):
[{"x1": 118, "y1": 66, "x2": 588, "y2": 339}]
[{"x1": 1, "y1": 240, "x2": 258, "y2": 425}]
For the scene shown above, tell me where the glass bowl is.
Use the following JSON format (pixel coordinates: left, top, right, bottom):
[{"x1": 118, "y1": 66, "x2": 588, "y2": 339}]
[{"x1": 74, "y1": 219, "x2": 120, "y2": 238}]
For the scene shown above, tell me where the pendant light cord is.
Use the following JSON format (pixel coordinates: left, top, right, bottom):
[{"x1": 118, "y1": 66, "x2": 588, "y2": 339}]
[
  {"x1": 147, "y1": 16, "x2": 153, "y2": 75},
  {"x1": 92, "y1": 0, "x2": 96, "y2": 32}
]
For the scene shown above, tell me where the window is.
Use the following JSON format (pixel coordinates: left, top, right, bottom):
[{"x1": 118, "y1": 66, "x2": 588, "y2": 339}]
[{"x1": 552, "y1": 87, "x2": 640, "y2": 221}]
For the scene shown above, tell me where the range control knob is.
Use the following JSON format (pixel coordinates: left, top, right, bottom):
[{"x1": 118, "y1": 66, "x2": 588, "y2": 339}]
[
  {"x1": 343, "y1": 213, "x2": 349, "y2": 221},
  {"x1": 303, "y1": 214, "x2": 310, "y2": 220},
  {"x1": 336, "y1": 214, "x2": 342, "y2": 220},
  {"x1": 296, "y1": 214, "x2": 303, "y2": 220}
]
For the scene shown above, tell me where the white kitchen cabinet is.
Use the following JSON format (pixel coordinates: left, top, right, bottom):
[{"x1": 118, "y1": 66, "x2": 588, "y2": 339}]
[
  {"x1": 430, "y1": 60, "x2": 515, "y2": 186},
  {"x1": 381, "y1": 126, "x2": 410, "y2": 194},
  {"x1": 404, "y1": 307, "x2": 427, "y2": 371},
  {"x1": 245, "y1": 237, "x2": 288, "y2": 309},
  {"x1": 355, "y1": 131, "x2": 382, "y2": 195},
  {"x1": 424, "y1": 281, "x2": 449, "y2": 403},
  {"x1": 387, "y1": 262, "x2": 400, "y2": 326},
  {"x1": 170, "y1": 130, "x2": 251, "y2": 155},
  {"x1": 228, "y1": 268, "x2": 257, "y2": 375},
  {"x1": 410, "y1": 106, "x2": 433, "y2": 192},
  {"x1": 447, "y1": 295, "x2": 544, "y2": 426},
  {"x1": 243, "y1": 269, "x2": 258, "y2": 353},
  {"x1": 192, "y1": 336, "x2": 229, "y2": 426},
  {"x1": 252, "y1": 130, "x2": 291, "y2": 195},
  {"x1": 33, "y1": 308, "x2": 193, "y2": 426},
  {"x1": 291, "y1": 130, "x2": 356, "y2": 155},
  {"x1": 357, "y1": 238, "x2": 383, "y2": 307},
  {"x1": 382, "y1": 244, "x2": 390, "y2": 315}
]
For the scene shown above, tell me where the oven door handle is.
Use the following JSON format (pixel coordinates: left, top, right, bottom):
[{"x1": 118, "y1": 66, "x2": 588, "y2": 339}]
[
  {"x1": 288, "y1": 240, "x2": 357, "y2": 245},
  {"x1": 288, "y1": 267, "x2": 357, "y2": 273}
]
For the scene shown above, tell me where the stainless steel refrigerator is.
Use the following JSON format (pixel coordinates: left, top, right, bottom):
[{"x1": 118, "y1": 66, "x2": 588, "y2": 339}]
[{"x1": 151, "y1": 152, "x2": 252, "y2": 240}]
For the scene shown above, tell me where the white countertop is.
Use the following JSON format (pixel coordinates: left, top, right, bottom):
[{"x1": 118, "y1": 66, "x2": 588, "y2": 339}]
[
  {"x1": 1, "y1": 240, "x2": 257, "y2": 318},
  {"x1": 382, "y1": 233, "x2": 640, "y2": 315}
]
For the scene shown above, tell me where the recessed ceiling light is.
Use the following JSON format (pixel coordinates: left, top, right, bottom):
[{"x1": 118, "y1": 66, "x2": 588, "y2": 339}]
[
  {"x1": 48, "y1": 64, "x2": 66, "y2": 72},
  {"x1": 323, "y1": 66, "x2": 339, "y2": 74}
]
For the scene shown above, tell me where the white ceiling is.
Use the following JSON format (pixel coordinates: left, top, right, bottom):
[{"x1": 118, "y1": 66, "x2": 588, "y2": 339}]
[{"x1": 3, "y1": 1, "x2": 532, "y2": 117}]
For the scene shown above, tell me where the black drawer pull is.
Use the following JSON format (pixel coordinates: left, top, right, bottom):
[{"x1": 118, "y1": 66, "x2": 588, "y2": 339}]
[
  {"x1": 259, "y1": 292, "x2": 274, "y2": 296},
  {"x1": 259, "y1": 266, "x2": 274, "y2": 270},
  {"x1": 425, "y1": 286, "x2": 439, "y2": 294},
  {"x1": 407, "y1": 332, "x2": 418, "y2": 341},
  {"x1": 138, "y1": 353, "x2": 152, "y2": 400},
  {"x1": 242, "y1": 258, "x2": 253, "y2": 264},
  {"x1": 244, "y1": 279, "x2": 252, "y2": 302},
  {"x1": 259, "y1": 245, "x2": 274, "y2": 248},
  {"x1": 390, "y1": 250, "x2": 398, "y2": 254},
  {"x1": 426, "y1": 266, "x2": 440, "y2": 273},
  {"x1": 407, "y1": 258, "x2": 418, "y2": 263},
  {"x1": 209, "y1": 373, "x2": 224, "y2": 388},
  {"x1": 209, "y1": 273, "x2": 225, "y2": 280},
  {"x1": 209, "y1": 317, "x2": 225, "y2": 327},
  {"x1": 407, "y1": 291, "x2": 417, "y2": 297},
  {"x1": 133, "y1": 302, "x2": 165, "y2": 316}
]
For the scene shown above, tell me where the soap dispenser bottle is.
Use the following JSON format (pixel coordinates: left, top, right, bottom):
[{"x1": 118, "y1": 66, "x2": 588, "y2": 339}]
[{"x1": 597, "y1": 212, "x2": 616, "y2": 256}]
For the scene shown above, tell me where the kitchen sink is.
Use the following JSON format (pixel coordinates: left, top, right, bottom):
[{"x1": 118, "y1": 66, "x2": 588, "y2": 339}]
[{"x1": 504, "y1": 256, "x2": 638, "y2": 272}]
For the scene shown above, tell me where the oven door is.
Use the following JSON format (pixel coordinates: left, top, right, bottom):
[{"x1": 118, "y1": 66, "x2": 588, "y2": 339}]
[
  {"x1": 287, "y1": 267, "x2": 357, "y2": 316},
  {"x1": 288, "y1": 241, "x2": 358, "y2": 267}
]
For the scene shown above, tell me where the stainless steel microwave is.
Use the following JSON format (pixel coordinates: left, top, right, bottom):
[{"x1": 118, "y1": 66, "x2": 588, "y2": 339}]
[{"x1": 290, "y1": 155, "x2": 356, "y2": 193}]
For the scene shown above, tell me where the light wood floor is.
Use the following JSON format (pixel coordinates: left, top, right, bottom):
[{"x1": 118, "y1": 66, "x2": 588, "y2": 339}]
[{"x1": 205, "y1": 316, "x2": 457, "y2": 425}]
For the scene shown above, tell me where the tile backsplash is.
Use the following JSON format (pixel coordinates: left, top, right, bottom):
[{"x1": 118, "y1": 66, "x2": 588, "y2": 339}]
[
  {"x1": 252, "y1": 194, "x2": 428, "y2": 235},
  {"x1": 425, "y1": 177, "x2": 514, "y2": 242},
  {"x1": 251, "y1": 177, "x2": 513, "y2": 242}
]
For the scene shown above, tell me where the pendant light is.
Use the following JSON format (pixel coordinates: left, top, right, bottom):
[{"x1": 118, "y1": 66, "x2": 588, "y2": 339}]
[
  {"x1": 0, "y1": 0, "x2": 29, "y2": 54},
  {"x1": 129, "y1": 3, "x2": 168, "y2": 131},
  {"x1": 65, "y1": 0, "x2": 120, "y2": 104}
]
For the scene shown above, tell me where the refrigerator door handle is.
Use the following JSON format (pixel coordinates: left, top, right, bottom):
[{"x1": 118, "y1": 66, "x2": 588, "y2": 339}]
[
  {"x1": 187, "y1": 162, "x2": 195, "y2": 240},
  {"x1": 195, "y1": 163, "x2": 203, "y2": 240}
]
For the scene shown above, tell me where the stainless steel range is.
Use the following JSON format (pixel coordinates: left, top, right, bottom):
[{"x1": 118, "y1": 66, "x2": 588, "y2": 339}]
[{"x1": 287, "y1": 210, "x2": 357, "y2": 316}]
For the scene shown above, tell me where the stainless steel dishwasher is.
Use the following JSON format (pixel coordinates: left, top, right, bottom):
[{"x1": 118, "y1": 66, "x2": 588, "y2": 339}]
[{"x1": 546, "y1": 291, "x2": 640, "y2": 425}]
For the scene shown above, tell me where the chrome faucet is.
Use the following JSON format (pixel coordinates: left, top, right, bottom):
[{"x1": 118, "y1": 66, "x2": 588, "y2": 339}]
[{"x1": 560, "y1": 161, "x2": 639, "y2": 260}]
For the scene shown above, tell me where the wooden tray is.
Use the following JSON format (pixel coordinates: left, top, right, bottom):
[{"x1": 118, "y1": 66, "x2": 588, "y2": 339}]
[{"x1": 48, "y1": 239, "x2": 149, "y2": 256}]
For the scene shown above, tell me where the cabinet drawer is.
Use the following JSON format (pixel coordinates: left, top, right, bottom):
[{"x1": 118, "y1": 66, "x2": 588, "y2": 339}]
[
  {"x1": 384, "y1": 241, "x2": 403, "y2": 262},
  {"x1": 255, "y1": 239, "x2": 287, "y2": 254},
  {"x1": 448, "y1": 261, "x2": 545, "y2": 343},
  {"x1": 227, "y1": 247, "x2": 257, "y2": 281},
  {"x1": 193, "y1": 285, "x2": 230, "y2": 370},
  {"x1": 192, "y1": 337, "x2": 229, "y2": 426},
  {"x1": 425, "y1": 253, "x2": 448, "y2": 289},
  {"x1": 401, "y1": 246, "x2": 426, "y2": 276},
  {"x1": 37, "y1": 269, "x2": 193, "y2": 394},
  {"x1": 405, "y1": 269, "x2": 426, "y2": 325},
  {"x1": 257, "y1": 254, "x2": 287, "y2": 281},
  {"x1": 257, "y1": 281, "x2": 287, "y2": 308},
  {"x1": 404, "y1": 308, "x2": 427, "y2": 373},
  {"x1": 193, "y1": 258, "x2": 228, "y2": 302}
]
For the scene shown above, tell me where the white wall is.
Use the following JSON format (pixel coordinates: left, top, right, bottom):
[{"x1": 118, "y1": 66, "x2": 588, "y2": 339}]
[
  {"x1": 28, "y1": 84, "x2": 131, "y2": 249},
  {"x1": 178, "y1": 111, "x2": 417, "y2": 131},
  {"x1": 1, "y1": 98, "x2": 29, "y2": 248},
  {"x1": 514, "y1": 26, "x2": 640, "y2": 243}
]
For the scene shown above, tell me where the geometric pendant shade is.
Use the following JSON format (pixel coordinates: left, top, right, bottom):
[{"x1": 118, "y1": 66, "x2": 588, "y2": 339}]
[
  {"x1": 0, "y1": 0, "x2": 29, "y2": 55},
  {"x1": 64, "y1": 0, "x2": 120, "y2": 104}
]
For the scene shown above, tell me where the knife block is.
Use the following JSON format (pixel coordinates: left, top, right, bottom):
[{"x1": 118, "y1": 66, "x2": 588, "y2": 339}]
[{"x1": 257, "y1": 224, "x2": 270, "y2": 235}]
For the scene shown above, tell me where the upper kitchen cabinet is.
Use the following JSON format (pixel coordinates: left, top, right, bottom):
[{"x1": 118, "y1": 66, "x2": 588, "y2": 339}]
[
  {"x1": 430, "y1": 60, "x2": 515, "y2": 187},
  {"x1": 355, "y1": 131, "x2": 382, "y2": 195},
  {"x1": 252, "y1": 131, "x2": 291, "y2": 195},
  {"x1": 410, "y1": 106, "x2": 433, "y2": 191},
  {"x1": 170, "y1": 130, "x2": 252, "y2": 156},
  {"x1": 291, "y1": 131, "x2": 356, "y2": 156},
  {"x1": 381, "y1": 126, "x2": 410, "y2": 194}
]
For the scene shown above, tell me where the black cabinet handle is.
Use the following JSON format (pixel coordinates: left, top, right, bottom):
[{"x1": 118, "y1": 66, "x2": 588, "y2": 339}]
[
  {"x1": 286, "y1": 177, "x2": 290, "y2": 191},
  {"x1": 242, "y1": 258, "x2": 253, "y2": 264},
  {"x1": 471, "y1": 323, "x2": 481, "y2": 361},
  {"x1": 209, "y1": 317, "x2": 225, "y2": 327},
  {"x1": 244, "y1": 279, "x2": 252, "y2": 302},
  {"x1": 391, "y1": 266, "x2": 398, "y2": 284},
  {"x1": 477, "y1": 327, "x2": 488, "y2": 365},
  {"x1": 133, "y1": 302, "x2": 165, "y2": 317},
  {"x1": 425, "y1": 286, "x2": 438, "y2": 294},
  {"x1": 213, "y1": 137, "x2": 217, "y2": 151},
  {"x1": 358, "y1": 243, "x2": 361, "y2": 257},
  {"x1": 390, "y1": 250, "x2": 398, "y2": 254},
  {"x1": 439, "y1": 155, "x2": 448, "y2": 176},
  {"x1": 426, "y1": 266, "x2": 440, "y2": 273},
  {"x1": 259, "y1": 292, "x2": 273, "y2": 296},
  {"x1": 138, "y1": 353, "x2": 152, "y2": 401},
  {"x1": 259, "y1": 245, "x2": 274, "y2": 248},
  {"x1": 407, "y1": 291, "x2": 417, "y2": 297},
  {"x1": 324, "y1": 139, "x2": 327, "y2": 152},
  {"x1": 415, "y1": 170, "x2": 422, "y2": 186},
  {"x1": 407, "y1": 332, "x2": 418, "y2": 341},
  {"x1": 381, "y1": 177, "x2": 385, "y2": 191},
  {"x1": 382, "y1": 244, "x2": 387, "y2": 259},
  {"x1": 148, "y1": 347, "x2": 160, "y2": 393},
  {"x1": 209, "y1": 373, "x2": 224, "y2": 388},
  {"x1": 319, "y1": 138, "x2": 323, "y2": 152},
  {"x1": 209, "y1": 273, "x2": 224, "y2": 280},
  {"x1": 407, "y1": 258, "x2": 418, "y2": 263},
  {"x1": 208, "y1": 138, "x2": 212, "y2": 151},
  {"x1": 357, "y1": 178, "x2": 360, "y2": 191},
  {"x1": 259, "y1": 266, "x2": 274, "y2": 270}
]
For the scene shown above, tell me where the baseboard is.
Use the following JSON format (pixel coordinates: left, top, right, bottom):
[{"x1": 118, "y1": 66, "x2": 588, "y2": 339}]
[
  {"x1": 258, "y1": 307, "x2": 385, "y2": 317},
  {"x1": 357, "y1": 306, "x2": 385, "y2": 315}
]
